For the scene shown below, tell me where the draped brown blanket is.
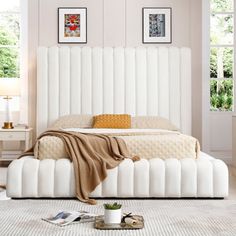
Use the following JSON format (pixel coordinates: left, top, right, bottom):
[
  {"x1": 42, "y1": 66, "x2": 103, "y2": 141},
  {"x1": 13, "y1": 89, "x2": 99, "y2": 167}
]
[{"x1": 20, "y1": 130, "x2": 139, "y2": 204}]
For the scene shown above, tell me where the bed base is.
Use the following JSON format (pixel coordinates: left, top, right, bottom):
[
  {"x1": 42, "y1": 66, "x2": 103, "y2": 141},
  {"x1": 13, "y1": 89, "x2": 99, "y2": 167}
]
[{"x1": 6, "y1": 153, "x2": 228, "y2": 199}]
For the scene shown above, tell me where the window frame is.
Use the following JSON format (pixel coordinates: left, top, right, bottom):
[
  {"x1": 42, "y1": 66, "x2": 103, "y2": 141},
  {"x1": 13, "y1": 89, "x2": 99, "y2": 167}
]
[
  {"x1": 0, "y1": 0, "x2": 28, "y2": 119},
  {"x1": 209, "y1": 1, "x2": 235, "y2": 113}
]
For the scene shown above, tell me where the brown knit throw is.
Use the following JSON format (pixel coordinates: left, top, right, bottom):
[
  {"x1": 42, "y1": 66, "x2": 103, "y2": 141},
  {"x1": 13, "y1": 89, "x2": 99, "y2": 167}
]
[{"x1": 21, "y1": 130, "x2": 140, "y2": 204}]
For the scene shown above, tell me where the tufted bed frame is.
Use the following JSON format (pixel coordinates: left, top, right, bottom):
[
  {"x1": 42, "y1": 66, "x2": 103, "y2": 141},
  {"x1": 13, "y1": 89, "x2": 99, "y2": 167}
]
[{"x1": 7, "y1": 46, "x2": 228, "y2": 198}]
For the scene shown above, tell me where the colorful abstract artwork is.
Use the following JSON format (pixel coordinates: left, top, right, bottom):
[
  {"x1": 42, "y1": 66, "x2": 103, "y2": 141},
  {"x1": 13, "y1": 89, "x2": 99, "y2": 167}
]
[
  {"x1": 58, "y1": 8, "x2": 87, "y2": 43},
  {"x1": 64, "y1": 14, "x2": 80, "y2": 37}
]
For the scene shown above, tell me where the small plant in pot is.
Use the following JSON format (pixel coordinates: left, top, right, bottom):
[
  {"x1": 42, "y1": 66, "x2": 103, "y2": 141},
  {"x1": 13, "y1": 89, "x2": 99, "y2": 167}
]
[{"x1": 104, "y1": 202, "x2": 122, "y2": 224}]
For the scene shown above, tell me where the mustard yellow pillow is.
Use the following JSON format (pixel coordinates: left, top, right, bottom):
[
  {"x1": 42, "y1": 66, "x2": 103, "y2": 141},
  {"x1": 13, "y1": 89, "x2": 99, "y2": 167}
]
[{"x1": 93, "y1": 114, "x2": 131, "y2": 129}]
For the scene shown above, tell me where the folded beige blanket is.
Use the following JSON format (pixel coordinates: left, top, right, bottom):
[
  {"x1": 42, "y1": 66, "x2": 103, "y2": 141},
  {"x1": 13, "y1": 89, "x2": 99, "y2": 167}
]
[{"x1": 21, "y1": 130, "x2": 139, "y2": 204}]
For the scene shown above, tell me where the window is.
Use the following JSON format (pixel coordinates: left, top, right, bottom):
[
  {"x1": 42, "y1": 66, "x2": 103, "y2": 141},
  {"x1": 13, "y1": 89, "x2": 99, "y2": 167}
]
[
  {"x1": 0, "y1": 0, "x2": 20, "y2": 111},
  {"x1": 210, "y1": 0, "x2": 234, "y2": 111},
  {"x1": 0, "y1": 0, "x2": 20, "y2": 79}
]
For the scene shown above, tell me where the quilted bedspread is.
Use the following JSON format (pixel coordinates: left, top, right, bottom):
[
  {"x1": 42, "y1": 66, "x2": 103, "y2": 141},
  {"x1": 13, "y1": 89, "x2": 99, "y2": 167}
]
[{"x1": 34, "y1": 129, "x2": 200, "y2": 160}]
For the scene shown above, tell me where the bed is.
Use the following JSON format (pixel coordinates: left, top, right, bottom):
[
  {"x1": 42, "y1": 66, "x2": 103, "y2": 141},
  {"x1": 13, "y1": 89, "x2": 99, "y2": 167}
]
[{"x1": 6, "y1": 46, "x2": 228, "y2": 199}]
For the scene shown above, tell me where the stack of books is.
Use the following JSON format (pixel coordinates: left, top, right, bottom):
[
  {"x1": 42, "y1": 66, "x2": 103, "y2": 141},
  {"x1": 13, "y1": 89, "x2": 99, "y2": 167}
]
[{"x1": 14, "y1": 124, "x2": 28, "y2": 129}]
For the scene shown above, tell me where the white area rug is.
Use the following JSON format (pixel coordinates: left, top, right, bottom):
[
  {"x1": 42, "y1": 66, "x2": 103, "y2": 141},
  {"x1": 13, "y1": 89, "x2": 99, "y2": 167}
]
[{"x1": 0, "y1": 199, "x2": 236, "y2": 236}]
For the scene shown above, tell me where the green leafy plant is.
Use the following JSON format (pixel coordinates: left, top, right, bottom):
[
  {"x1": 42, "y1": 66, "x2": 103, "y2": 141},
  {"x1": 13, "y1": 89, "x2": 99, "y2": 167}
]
[
  {"x1": 210, "y1": 80, "x2": 233, "y2": 111},
  {"x1": 211, "y1": 0, "x2": 233, "y2": 12},
  {"x1": 0, "y1": 14, "x2": 20, "y2": 78},
  {"x1": 104, "y1": 202, "x2": 122, "y2": 210},
  {"x1": 209, "y1": 0, "x2": 234, "y2": 112}
]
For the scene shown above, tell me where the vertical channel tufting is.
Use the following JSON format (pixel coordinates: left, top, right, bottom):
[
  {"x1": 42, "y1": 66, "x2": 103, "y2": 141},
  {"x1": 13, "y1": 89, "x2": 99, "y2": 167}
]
[
  {"x1": 92, "y1": 47, "x2": 103, "y2": 114},
  {"x1": 22, "y1": 158, "x2": 39, "y2": 197},
  {"x1": 7, "y1": 157, "x2": 229, "y2": 198},
  {"x1": 180, "y1": 159, "x2": 197, "y2": 197},
  {"x1": 169, "y1": 47, "x2": 181, "y2": 128},
  {"x1": 114, "y1": 47, "x2": 125, "y2": 114},
  {"x1": 212, "y1": 160, "x2": 229, "y2": 197},
  {"x1": 147, "y1": 47, "x2": 158, "y2": 116},
  {"x1": 158, "y1": 47, "x2": 169, "y2": 120},
  {"x1": 54, "y1": 159, "x2": 72, "y2": 197},
  {"x1": 136, "y1": 47, "x2": 147, "y2": 115},
  {"x1": 37, "y1": 47, "x2": 48, "y2": 135},
  {"x1": 59, "y1": 47, "x2": 70, "y2": 117},
  {"x1": 38, "y1": 160, "x2": 55, "y2": 197},
  {"x1": 103, "y1": 47, "x2": 114, "y2": 113},
  {"x1": 149, "y1": 158, "x2": 165, "y2": 197},
  {"x1": 165, "y1": 159, "x2": 181, "y2": 197},
  {"x1": 81, "y1": 47, "x2": 92, "y2": 114},
  {"x1": 197, "y1": 159, "x2": 213, "y2": 197},
  {"x1": 70, "y1": 47, "x2": 82, "y2": 114},
  {"x1": 125, "y1": 48, "x2": 136, "y2": 115},
  {"x1": 102, "y1": 167, "x2": 118, "y2": 197},
  {"x1": 37, "y1": 46, "x2": 192, "y2": 133},
  {"x1": 117, "y1": 159, "x2": 134, "y2": 197},
  {"x1": 134, "y1": 159, "x2": 149, "y2": 197},
  {"x1": 180, "y1": 48, "x2": 191, "y2": 135},
  {"x1": 69, "y1": 162, "x2": 76, "y2": 196},
  {"x1": 48, "y1": 47, "x2": 59, "y2": 127},
  {"x1": 6, "y1": 159, "x2": 25, "y2": 197}
]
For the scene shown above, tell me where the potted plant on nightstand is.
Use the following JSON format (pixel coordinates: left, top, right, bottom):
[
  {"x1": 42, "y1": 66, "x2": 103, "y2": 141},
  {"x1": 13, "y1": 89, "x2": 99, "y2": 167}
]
[{"x1": 103, "y1": 202, "x2": 122, "y2": 224}]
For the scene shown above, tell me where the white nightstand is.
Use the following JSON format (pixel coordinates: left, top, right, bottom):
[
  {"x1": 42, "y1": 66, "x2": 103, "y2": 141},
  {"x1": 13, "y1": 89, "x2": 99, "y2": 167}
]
[{"x1": 0, "y1": 128, "x2": 33, "y2": 161}]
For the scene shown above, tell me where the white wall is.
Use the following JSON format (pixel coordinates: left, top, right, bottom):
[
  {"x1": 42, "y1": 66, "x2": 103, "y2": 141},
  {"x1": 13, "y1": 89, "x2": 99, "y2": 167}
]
[
  {"x1": 27, "y1": 0, "x2": 202, "y2": 143},
  {"x1": 38, "y1": 0, "x2": 191, "y2": 47}
]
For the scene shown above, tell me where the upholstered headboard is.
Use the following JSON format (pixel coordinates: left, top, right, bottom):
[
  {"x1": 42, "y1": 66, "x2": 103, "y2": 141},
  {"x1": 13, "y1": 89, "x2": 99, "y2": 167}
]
[{"x1": 37, "y1": 46, "x2": 191, "y2": 135}]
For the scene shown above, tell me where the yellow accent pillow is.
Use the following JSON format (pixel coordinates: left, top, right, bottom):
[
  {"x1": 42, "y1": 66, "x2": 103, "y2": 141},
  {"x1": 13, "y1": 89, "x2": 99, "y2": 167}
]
[{"x1": 93, "y1": 114, "x2": 131, "y2": 129}]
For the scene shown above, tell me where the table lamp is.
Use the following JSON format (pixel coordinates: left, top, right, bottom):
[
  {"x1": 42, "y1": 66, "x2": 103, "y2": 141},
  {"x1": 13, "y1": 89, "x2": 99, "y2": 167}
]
[{"x1": 0, "y1": 78, "x2": 20, "y2": 129}]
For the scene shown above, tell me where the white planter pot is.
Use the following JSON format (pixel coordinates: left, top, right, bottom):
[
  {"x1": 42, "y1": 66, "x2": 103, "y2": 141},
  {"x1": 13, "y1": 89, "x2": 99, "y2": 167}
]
[{"x1": 104, "y1": 209, "x2": 122, "y2": 224}]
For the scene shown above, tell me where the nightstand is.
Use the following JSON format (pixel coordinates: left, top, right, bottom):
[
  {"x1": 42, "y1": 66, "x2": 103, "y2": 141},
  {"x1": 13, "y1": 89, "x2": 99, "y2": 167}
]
[{"x1": 0, "y1": 128, "x2": 33, "y2": 161}]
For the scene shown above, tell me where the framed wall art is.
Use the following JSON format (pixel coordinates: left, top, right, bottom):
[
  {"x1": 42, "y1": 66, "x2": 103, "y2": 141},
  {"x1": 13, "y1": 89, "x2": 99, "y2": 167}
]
[
  {"x1": 142, "y1": 7, "x2": 172, "y2": 44},
  {"x1": 58, "y1": 7, "x2": 87, "y2": 44}
]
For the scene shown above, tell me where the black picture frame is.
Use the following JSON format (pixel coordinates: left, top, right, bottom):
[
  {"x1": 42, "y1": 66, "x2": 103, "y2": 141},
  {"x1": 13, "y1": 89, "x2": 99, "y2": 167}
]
[
  {"x1": 142, "y1": 7, "x2": 172, "y2": 44},
  {"x1": 58, "y1": 7, "x2": 87, "y2": 44}
]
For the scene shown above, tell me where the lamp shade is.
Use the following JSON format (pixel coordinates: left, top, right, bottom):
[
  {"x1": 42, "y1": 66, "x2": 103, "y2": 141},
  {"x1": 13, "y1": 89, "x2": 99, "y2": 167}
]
[{"x1": 0, "y1": 78, "x2": 20, "y2": 96}]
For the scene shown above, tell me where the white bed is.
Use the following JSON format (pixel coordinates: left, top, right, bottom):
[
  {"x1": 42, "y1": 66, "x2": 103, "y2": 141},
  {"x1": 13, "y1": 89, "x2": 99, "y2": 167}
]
[
  {"x1": 7, "y1": 152, "x2": 228, "y2": 198},
  {"x1": 6, "y1": 46, "x2": 228, "y2": 198}
]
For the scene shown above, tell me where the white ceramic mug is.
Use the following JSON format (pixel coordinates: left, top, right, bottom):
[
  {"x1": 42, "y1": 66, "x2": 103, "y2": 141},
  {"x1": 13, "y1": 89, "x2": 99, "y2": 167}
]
[{"x1": 104, "y1": 209, "x2": 122, "y2": 224}]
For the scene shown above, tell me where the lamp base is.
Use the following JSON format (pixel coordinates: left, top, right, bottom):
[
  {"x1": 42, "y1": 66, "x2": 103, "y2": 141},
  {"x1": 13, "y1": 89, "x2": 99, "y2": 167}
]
[{"x1": 2, "y1": 122, "x2": 14, "y2": 129}]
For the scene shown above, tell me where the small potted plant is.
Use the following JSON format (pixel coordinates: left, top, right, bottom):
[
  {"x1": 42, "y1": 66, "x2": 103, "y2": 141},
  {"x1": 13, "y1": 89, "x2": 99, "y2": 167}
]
[{"x1": 103, "y1": 202, "x2": 122, "y2": 224}]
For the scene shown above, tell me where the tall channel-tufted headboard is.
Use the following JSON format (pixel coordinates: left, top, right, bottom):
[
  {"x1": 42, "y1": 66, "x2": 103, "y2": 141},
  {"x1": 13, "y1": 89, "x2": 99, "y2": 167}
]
[{"x1": 37, "y1": 46, "x2": 191, "y2": 135}]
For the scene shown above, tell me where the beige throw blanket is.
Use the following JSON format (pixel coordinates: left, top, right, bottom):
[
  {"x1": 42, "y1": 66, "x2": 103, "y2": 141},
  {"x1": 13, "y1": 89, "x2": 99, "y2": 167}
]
[{"x1": 21, "y1": 130, "x2": 139, "y2": 204}]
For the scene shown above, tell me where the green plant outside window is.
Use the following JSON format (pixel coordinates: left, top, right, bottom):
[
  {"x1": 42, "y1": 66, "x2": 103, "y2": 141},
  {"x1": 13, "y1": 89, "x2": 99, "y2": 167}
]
[{"x1": 210, "y1": 0, "x2": 234, "y2": 112}]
